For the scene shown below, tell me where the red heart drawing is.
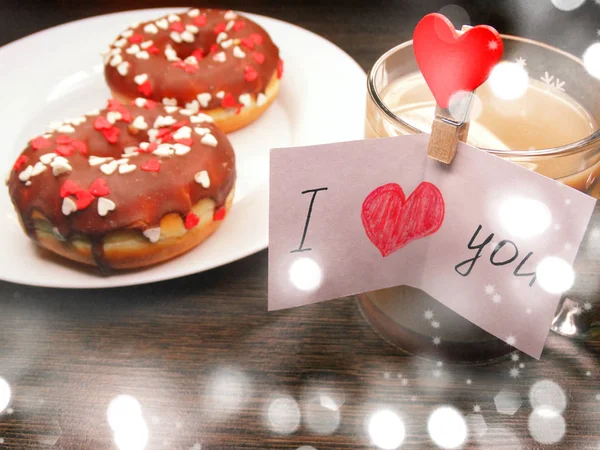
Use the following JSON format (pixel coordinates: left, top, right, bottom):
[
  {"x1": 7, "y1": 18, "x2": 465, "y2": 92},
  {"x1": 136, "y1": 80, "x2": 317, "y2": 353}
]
[
  {"x1": 413, "y1": 13, "x2": 503, "y2": 109},
  {"x1": 361, "y1": 182, "x2": 445, "y2": 257}
]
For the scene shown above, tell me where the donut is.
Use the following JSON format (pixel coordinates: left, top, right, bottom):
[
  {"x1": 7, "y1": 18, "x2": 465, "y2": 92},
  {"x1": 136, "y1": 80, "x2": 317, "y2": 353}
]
[
  {"x1": 7, "y1": 98, "x2": 236, "y2": 271},
  {"x1": 104, "y1": 8, "x2": 283, "y2": 133}
]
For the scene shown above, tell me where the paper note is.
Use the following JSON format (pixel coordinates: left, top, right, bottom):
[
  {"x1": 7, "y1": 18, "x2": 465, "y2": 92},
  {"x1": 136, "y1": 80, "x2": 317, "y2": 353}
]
[{"x1": 269, "y1": 134, "x2": 596, "y2": 358}]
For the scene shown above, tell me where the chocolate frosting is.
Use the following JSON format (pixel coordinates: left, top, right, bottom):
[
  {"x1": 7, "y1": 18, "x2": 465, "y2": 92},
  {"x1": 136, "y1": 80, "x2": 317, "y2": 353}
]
[
  {"x1": 8, "y1": 100, "x2": 236, "y2": 245},
  {"x1": 104, "y1": 9, "x2": 281, "y2": 109}
]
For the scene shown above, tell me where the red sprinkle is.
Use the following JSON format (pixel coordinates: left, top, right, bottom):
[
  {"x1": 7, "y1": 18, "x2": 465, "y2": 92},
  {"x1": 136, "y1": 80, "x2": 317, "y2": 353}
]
[
  {"x1": 101, "y1": 127, "x2": 120, "y2": 144},
  {"x1": 55, "y1": 144, "x2": 75, "y2": 157},
  {"x1": 244, "y1": 65, "x2": 258, "y2": 82},
  {"x1": 241, "y1": 37, "x2": 255, "y2": 50},
  {"x1": 55, "y1": 135, "x2": 73, "y2": 145},
  {"x1": 252, "y1": 52, "x2": 265, "y2": 64},
  {"x1": 141, "y1": 158, "x2": 161, "y2": 172},
  {"x1": 138, "y1": 80, "x2": 153, "y2": 96},
  {"x1": 176, "y1": 138, "x2": 193, "y2": 147},
  {"x1": 172, "y1": 61, "x2": 198, "y2": 73},
  {"x1": 107, "y1": 99, "x2": 132, "y2": 123},
  {"x1": 213, "y1": 206, "x2": 226, "y2": 221},
  {"x1": 129, "y1": 34, "x2": 144, "y2": 44},
  {"x1": 250, "y1": 33, "x2": 264, "y2": 45},
  {"x1": 94, "y1": 116, "x2": 112, "y2": 130},
  {"x1": 148, "y1": 45, "x2": 160, "y2": 55},
  {"x1": 146, "y1": 142, "x2": 158, "y2": 153},
  {"x1": 236, "y1": 103, "x2": 243, "y2": 115},
  {"x1": 233, "y1": 20, "x2": 245, "y2": 31},
  {"x1": 213, "y1": 22, "x2": 227, "y2": 34},
  {"x1": 184, "y1": 212, "x2": 200, "y2": 229},
  {"x1": 193, "y1": 15, "x2": 207, "y2": 26},
  {"x1": 60, "y1": 180, "x2": 82, "y2": 198},
  {"x1": 107, "y1": 99, "x2": 122, "y2": 111},
  {"x1": 221, "y1": 93, "x2": 237, "y2": 109},
  {"x1": 157, "y1": 128, "x2": 172, "y2": 139},
  {"x1": 31, "y1": 136, "x2": 52, "y2": 151},
  {"x1": 209, "y1": 43, "x2": 219, "y2": 53},
  {"x1": 74, "y1": 190, "x2": 95, "y2": 210},
  {"x1": 89, "y1": 178, "x2": 110, "y2": 197},
  {"x1": 277, "y1": 59, "x2": 284, "y2": 79},
  {"x1": 13, "y1": 155, "x2": 28, "y2": 171},
  {"x1": 170, "y1": 21, "x2": 185, "y2": 33},
  {"x1": 172, "y1": 119, "x2": 190, "y2": 130},
  {"x1": 71, "y1": 140, "x2": 88, "y2": 155},
  {"x1": 192, "y1": 49, "x2": 205, "y2": 60}
]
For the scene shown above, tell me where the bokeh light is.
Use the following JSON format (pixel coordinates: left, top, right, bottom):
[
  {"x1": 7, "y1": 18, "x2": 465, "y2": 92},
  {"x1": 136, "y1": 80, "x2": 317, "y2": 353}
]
[
  {"x1": 551, "y1": 0, "x2": 586, "y2": 11},
  {"x1": 304, "y1": 395, "x2": 341, "y2": 435},
  {"x1": 536, "y1": 257, "x2": 575, "y2": 294},
  {"x1": 204, "y1": 368, "x2": 250, "y2": 419},
  {"x1": 498, "y1": 196, "x2": 552, "y2": 239},
  {"x1": 583, "y1": 42, "x2": 600, "y2": 79},
  {"x1": 107, "y1": 395, "x2": 148, "y2": 450},
  {"x1": 529, "y1": 379, "x2": 567, "y2": 413},
  {"x1": 489, "y1": 62, "x2": 529, "y2": 101},
  {"x1": 267, "y1": 396, "x2": 301, "y2": 435},
  {"x1": 438, "y1": 5, "x2": 471, "y2": 28},
  {"x1": 0, "y1": 378, "x2": 11, "y2": 413},
  {"x1": 427, "y1": 406, "x2": 467, "y2": 449},
  {"x1": 528, "y1": 408, "x2": 566, "y2": 444},
  {"x1": 368, "y1": 409, "x2": 406, "y2": 449},
  {"x1": 289, "y1": 257, "x2": 322, "y2": 291}
]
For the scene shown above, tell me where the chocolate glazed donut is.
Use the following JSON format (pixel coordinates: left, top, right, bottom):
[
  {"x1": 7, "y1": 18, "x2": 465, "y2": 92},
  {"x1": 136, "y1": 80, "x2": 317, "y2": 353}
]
[
  {"x1": 7, "y1": 98, "x2": 236, "y2": 271},
  {"x1": 104, "y1": 8, "x2": 283, "y2": 133}
]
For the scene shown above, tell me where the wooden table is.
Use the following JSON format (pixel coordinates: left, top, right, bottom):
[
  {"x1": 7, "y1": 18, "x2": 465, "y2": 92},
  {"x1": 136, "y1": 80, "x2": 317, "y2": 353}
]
[{"x1": 1, "y1": 1, "x2": 600, "y2": 448}]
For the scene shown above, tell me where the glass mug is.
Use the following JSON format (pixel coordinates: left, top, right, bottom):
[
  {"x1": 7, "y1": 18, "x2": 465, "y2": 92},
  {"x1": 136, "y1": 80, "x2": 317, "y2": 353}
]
[{"x1": 359, "y1": 35, "x2": 600, "y2": 363}]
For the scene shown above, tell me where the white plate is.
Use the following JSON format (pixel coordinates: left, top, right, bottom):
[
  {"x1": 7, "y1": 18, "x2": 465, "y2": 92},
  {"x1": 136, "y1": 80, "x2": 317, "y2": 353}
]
[{"x1": 0, "y1": 8, "x2": 366, "y2": 288}]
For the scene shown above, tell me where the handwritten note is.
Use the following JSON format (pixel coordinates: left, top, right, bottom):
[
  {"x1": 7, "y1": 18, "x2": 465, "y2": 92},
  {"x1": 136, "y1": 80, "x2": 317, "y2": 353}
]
[{"x1": 269, "y1": 134, "x2": 596, "y2": 358}]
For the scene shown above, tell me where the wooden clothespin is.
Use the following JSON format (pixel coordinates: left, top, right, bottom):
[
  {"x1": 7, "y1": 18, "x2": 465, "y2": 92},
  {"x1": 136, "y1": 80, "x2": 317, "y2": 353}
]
[{"x1": 413, "y1": 15, "x2": 504, "y2": 164}]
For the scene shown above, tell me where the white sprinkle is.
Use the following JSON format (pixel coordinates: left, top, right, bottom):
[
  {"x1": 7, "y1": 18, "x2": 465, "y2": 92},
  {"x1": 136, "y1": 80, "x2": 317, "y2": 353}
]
[
  {"x1": 186, "y1": 24, "x2": 199, "y2": 34},
  {"x1": 156, "y1": 18, "x2": 169, "y2": 30},
  {"x1": 144, "y1": 23, "x2": 158, "y2": 34},
  {"x1": 233, "y1": 46, "x2": 246, "y2": 59},
  {"x1": 216, "y1": 32, "x2": 228, "y2": 44},
  {"x1": 123, "y1": 146, "x2": 139, "y2": 155},
  {"x1": 134, "y1": 98, "x2": 147, "y2": 107},
  {"x1": 57, "y1": 124, "x2": 75, "y2": 133},
  {"x1": 62, "y1": 197, "x2": 77, "y2": 216},
  {"x1": 126, "y1": 44, "x2": 141, "y2": 54},
  {"x1": 185, "y1": 100, "x2": 200, "y2": 114},
  {"x1": 132, "y1": 116, "x2": 148, "y2": 130},
  {"x1": 143, "y1": 227, "x2": 161, "y2": 243},
  {"x1": 70, "y1": 116, "x2": 87, "y2": 126},
  {"x1": 118, "y1": 164, "x2": 137, "y2": 174},
  {"x1": 173, "y1": 126, "x2": 192, "y2": 140},
  {"x1": 239, "y1": 93, "x2": 251, "y2": 107},
  {"x1": 215, "y1": 91, "x2": 225, "y2": 99},
  {"x1": 106, "y1": 111, "x2": 122, "y2": 124},
  {"x1": 184, "y1": 55, "x2": 198, "y2": 66},
  {"x1": 100, "y1": 160, "x2": 119, "y2": 175},
  {"x1": 188, "y1": 9, "x2": 200, "y2": 18},
  {"x1": 190, "y1": 113, "x2": 213, "y2": 123},
  {"x1": 181, "y1": 31, "x2": 195, "y2": 43},
  {"x1": 42, "y1": 133, "x2": 52, "y2": 138},
  {"x1": 226, "y1": 20, "x2": 235, "y2": 32},
  {"x1": 165, "y1": 45, "x2": 179, "y2": 61},
  {"x1": 147, "y1": 129, "x2": 159, "y2": 142},
  {"x1": 18, "y1": 165, "x2": 33, "y2": 182},
  {"x1": 136, "y1": 51, "x2": 150, "y2": 60},
  {"x1": 140, "y1": 40, "x2": 154, "y2": 49},
  {"x1": 31, "y1": 162, "x2": 47, "y2": 177},
  {"x1": 121, "y1": 29, "x2": 134, "y2": 38},
  {"x1": 115, "y1": 158, "x2": 130, "y2": 165},
  {"x1": 168, "y1": 14, "x2": 180, "y2": 22},
  {"x1": 109, "y1": 54, "x2": 123, "y2": 67},
  {"x1": 154, "y1": 116, "x2": 177, "y2": 129},
  {"x1": 39, "y1": 153, "x2": 57, "y2": 164},
  {"x1": 194, "y1": 127, "x2": 211, "y2": 136},
  {"x1": 170, "y1": 32, "x2": 182, "y2": 43},
  {"x1": 201, "y1": 134, "x2": 218, "y2": 147},
  {"x1": 97, "y1": 197, "x2": 116, "y2": 216},
  {"x1": 197, "y1": 93, "x2": 212, "y2": 108},
  {"x1": 89, "y1": 156, "x2": 113, "y2": 166},
  {"x1": 114, "y1": 38, "x2": 128, "y2": 48},
  {"x1": 87, "y1": 109, "x2": 101, "y2": 116},
  {"x1": 122, "y1": 152, "x2": 138, "y2": 158},
  {"x1": 162, "y1": 98, "x2": 178, "y2": 106},
  {"x1": 221, "y1": 39, "x2": 234, "y2": 49},
  {"x1": 51, "y1": 157, "x2": 72, "y2": 176},
  {"x1": 224, "y1": 10, "x2": 237, "y2": 20},
  {"x1": 173, "y1": 143, "x2": 191, "y2": 155},
  {"x1": 47, "y1": 120, "x2": 62, "y2": 131},
  {"x1": 194, "y1": 170, "x2": 210, "y2": 188},
  {"x1": 179, "y1": 109, "x2": 193, "y2": 116},
  {"x1": 139, "y1": 142, "x2": 150, "y2": 151},
  {"x1": 153, "y1": 144, "x2": 173, "y2": 157},
  {"x1": 256, "y1": 93, "x2": 268, "y2": 107},
  {"x1": 134, "y1": 73, "x2": 148, "y2": 85}
]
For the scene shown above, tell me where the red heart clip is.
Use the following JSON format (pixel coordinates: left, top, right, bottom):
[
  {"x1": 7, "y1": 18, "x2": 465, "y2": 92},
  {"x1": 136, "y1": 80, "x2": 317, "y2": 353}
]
[{"x1": 413, "y1": 13, "x2": 503, "y2": 109}]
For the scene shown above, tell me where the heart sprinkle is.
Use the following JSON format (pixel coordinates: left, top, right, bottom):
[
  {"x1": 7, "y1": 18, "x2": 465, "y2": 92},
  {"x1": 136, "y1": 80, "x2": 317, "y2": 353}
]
[
  {"x1": 194, "y1": 170, "x2": 210, "y2": 188},
  {"x1": 184, "y1": 212, "x2": 200, "y2": 229},
  {"x1": 143, "y1": 227, "x2": 161, "y2": 243},
  {"x1": 97, "y1": 197, "x2": 116, "y2": 216}
]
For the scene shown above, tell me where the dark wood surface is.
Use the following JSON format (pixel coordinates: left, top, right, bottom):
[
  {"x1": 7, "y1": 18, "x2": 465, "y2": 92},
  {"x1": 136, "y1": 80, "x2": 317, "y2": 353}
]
[{"x1": 1, "y1": 1, "x2": 600, "y2": 449}]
